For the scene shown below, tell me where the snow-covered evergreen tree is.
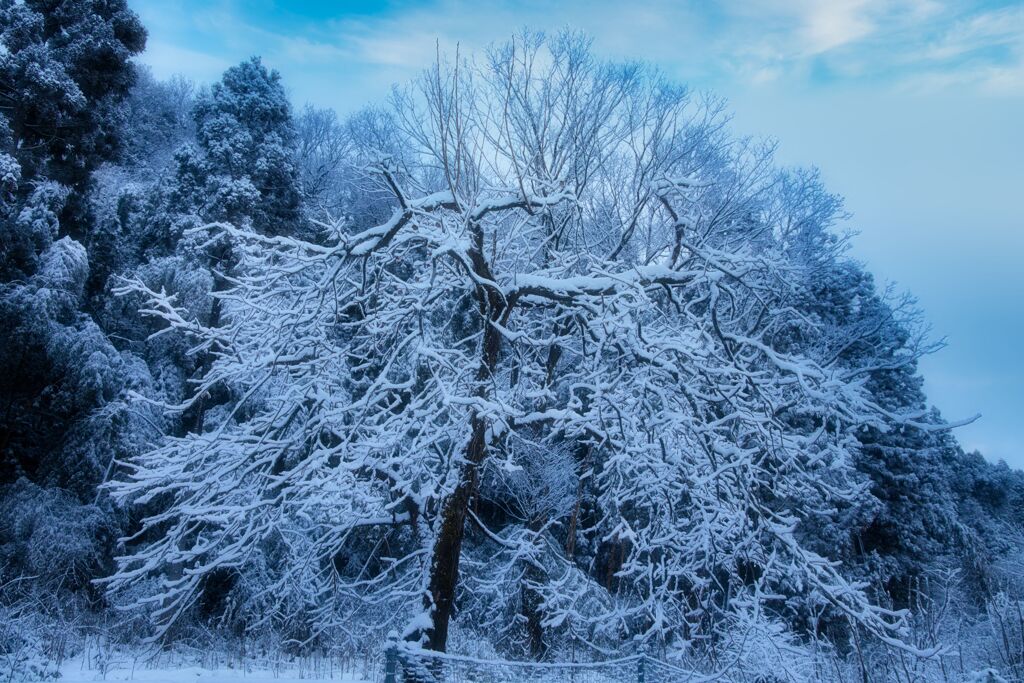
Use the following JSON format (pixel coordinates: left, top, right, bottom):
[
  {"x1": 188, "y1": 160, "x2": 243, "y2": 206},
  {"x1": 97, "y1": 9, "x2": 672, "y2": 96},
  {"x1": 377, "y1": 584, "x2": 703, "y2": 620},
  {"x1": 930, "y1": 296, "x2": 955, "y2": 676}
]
[
  {"x1": 0, "y1": 0, "x2": 146, "y2": 250},
  {"x1": 137, "y1": 56, "x2": 302, "y2": 254},
  {"x1": 105, "y1": 58, "x2": 307, "y2": 441}
]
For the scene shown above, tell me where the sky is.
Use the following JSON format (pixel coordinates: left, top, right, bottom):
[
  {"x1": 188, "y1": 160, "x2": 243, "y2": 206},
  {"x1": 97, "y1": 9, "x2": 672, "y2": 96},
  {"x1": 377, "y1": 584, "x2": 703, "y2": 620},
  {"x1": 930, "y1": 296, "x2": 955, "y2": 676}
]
[{"x1": 129, "y1": 0, "x2": 1024, "y2": 465}]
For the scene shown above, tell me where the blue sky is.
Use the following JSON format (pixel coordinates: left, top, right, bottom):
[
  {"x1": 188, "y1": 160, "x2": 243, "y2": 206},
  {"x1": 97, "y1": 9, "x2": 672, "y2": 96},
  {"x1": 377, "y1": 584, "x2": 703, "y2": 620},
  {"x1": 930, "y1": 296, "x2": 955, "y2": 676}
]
[{"x1": 130, "y1": 0, "x2": 1024, "y2": 465}]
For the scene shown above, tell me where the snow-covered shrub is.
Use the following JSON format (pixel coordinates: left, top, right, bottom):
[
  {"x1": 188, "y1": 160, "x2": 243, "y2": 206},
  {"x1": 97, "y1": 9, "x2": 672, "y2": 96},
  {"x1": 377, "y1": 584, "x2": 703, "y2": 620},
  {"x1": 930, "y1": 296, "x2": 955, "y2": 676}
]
[
  {"x1": 0, "y1": 603, "x2": 62, "y2": 682},
  {"x1": 0, "y1": 480, "x2": 116, "y2": 592}
]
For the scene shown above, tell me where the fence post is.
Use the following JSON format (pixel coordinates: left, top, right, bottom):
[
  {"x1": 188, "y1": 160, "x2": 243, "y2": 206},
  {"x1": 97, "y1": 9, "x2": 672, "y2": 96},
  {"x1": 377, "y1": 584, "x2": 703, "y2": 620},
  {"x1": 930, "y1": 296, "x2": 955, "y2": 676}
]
[
  {"x1": 637, "y1": 655, "x2": 646, "y2": 683},
  {"x1": 383, "y1": 631, "x2": 399, "y2": 683}
]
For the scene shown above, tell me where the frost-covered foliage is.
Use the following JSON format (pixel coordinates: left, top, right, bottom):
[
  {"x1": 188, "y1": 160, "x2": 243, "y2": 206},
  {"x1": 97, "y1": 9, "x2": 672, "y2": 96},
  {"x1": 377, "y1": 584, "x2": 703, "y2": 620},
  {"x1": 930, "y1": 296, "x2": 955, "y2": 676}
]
[
  {"x1": 91, "y1": 57, "x2": 307, "y2": 448},
  {"x1": 138, "y1": 56, "x2": 303, "y2": 253},
  {"x1": 0, "y1": 8, "x2": 154, "y2": 674},
  {"x1": 0, "y1": 480, "x2": 116, "y2": 592},
  {"x1": 0, "y1": 0, "x2": 145, "y2": 193},
  {"x1": 0, "y1": 232, "x2": 156, "y2": 495},
  {"x1": 0, "y1": 0, "x2": 149, "y2": 491}
]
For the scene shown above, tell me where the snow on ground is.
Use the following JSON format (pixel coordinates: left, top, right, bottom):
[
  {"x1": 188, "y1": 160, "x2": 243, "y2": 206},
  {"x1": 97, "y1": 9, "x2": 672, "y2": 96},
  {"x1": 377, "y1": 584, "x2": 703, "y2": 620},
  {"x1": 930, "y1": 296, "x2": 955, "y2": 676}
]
[{"x1": 57, "y1": 656, "x2": 369, "y2": 683}]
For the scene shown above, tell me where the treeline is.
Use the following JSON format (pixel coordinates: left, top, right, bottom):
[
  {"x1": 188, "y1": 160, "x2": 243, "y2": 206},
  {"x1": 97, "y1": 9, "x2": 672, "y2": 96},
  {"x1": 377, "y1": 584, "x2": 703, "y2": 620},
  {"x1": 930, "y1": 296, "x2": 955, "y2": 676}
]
[{"x1": 1, "y1": 2, "x2": 1023, "y2": 681}]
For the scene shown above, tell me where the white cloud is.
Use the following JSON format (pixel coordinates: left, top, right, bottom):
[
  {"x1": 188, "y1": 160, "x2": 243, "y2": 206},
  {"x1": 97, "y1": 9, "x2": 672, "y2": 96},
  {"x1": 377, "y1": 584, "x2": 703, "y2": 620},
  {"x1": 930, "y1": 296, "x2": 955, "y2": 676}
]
[
  {"x1": 346, "y1": 30, "x2": 451, "y2": 69},
  {"x1": 799, "y1": 0, "x2": 877, "y2": 54},
  {"x1": 273, "y1": 36, "x2": 353, "y2": 65}
]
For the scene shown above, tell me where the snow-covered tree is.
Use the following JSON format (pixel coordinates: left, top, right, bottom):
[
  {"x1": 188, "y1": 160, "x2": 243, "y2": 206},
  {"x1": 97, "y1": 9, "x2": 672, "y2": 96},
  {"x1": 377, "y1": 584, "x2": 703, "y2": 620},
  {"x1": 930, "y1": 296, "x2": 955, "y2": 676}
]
[
  {"x1": 0, "y1": 2, "x2": 1016, "y2": 677},
  {"x1": 104, "y1": 58, "x2": 307, "y2": 440},
  {"x1": 0, "y1": 3, "x2": 152, "y2": 627},
  {"x1": 295, "y1": 105, "x2": 353, "y2": 217},
  {"x1": 0, "y1": 0, "x2": 146, "y2": 246},
  {"x1": 151, "y1": 56, "x2": 302, "y2": 245},
  {"x1": 0, "y1": 0, "x2": 149, "y2": 486},
  {"x1": 108, "y1": 35, "x2": 943, "y2": 672}
]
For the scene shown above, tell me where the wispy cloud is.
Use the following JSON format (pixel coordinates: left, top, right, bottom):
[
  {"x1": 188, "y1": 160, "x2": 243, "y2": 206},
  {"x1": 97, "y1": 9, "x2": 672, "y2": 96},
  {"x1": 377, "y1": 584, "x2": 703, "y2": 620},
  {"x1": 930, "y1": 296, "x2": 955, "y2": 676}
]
[
  {"x1": 138, "y1": 40, "x2": 231, "y2": 82},
  {"x1": 708, "y1": 0, "x2": 1024, "y2": 92},
  {"x1": 800, "y1": 0, "x2": 877, "y2": 54},
  {"x1": 129, "y1": 0, "x2": 1024, "y2": 99},
  {"x1": 723, "y1": 0, "x2": 884, "y2": 56},
  {"x1": 925, "y1": 4, "x2": 1024, "y2": 61}
]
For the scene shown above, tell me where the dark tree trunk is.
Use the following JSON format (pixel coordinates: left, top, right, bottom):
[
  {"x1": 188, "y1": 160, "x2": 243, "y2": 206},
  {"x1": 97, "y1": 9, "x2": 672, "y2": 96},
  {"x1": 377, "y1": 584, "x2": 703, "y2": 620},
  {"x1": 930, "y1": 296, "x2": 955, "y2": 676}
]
[
  {"x1": 418, "y1": 224, "x2": 506, "y2": 652},
  {"x1": 422, "y1": 413, "x2": 490, "y2": 651},
  {"x1": 182, "y1": 241, "x2": 232, "y2": 436}
]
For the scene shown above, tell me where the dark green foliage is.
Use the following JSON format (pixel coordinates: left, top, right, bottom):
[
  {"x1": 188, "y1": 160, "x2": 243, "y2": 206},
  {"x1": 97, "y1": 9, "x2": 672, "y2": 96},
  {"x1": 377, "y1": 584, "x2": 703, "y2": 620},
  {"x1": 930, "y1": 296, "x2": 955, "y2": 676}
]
[
  {"x1": 0, "y1": 3, "x2": 149, "y2": 611},
  {"x1": 145, "y1": 57, "x2": 303, "y2": 245},
  {"x1": 0, "y1": 0, "x2": 145, "y2": 195}
]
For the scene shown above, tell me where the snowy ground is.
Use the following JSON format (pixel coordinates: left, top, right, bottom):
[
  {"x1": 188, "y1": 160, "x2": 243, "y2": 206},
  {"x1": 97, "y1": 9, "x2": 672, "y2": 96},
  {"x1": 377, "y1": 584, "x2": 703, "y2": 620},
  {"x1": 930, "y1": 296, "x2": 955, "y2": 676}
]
[{"x1": 56, "y1": 656, "x2": 370, "y2": 682}]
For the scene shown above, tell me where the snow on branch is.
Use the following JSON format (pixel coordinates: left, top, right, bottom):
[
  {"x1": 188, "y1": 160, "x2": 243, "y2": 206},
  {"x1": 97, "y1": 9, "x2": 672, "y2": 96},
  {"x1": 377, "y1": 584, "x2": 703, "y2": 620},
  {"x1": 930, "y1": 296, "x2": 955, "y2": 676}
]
[{"x1": 107, "y1": 34, "x2": 944, "y2": 670}]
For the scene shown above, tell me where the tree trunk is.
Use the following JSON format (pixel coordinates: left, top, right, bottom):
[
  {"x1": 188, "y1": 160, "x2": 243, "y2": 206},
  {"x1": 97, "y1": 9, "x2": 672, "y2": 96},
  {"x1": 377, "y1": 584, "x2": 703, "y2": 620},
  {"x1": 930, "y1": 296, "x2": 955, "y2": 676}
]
[
  {"x1": 422, "y1": 413, "x2": 489, "y2": 651},
  {"x1": 419, "y1": 229, "x2": 505, "y2": 651}
]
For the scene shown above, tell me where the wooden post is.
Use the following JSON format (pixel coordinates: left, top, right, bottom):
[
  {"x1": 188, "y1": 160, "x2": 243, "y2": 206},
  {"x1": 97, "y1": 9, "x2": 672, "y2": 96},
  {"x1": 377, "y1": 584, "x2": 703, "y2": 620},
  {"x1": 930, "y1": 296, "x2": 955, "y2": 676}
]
[{"x1": 383, "y1": 633, "x2": 398, "y2": 683}]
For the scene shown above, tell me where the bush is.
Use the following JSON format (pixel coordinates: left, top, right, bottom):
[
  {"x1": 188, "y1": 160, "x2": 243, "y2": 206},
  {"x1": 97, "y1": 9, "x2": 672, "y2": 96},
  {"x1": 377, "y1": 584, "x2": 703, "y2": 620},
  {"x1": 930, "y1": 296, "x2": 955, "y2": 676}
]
[{"x1": 0, "y1": 479, "x2": 117, "y2": 593}]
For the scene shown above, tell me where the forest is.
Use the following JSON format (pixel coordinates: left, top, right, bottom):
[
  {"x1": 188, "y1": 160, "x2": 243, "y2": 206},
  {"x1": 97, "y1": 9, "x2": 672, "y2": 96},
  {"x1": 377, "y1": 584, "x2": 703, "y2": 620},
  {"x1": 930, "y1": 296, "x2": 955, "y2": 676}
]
[{"x1": 1, "y1": 1, "x2": 1023, "y2": 682}]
